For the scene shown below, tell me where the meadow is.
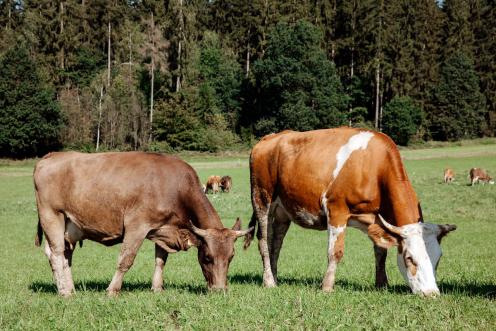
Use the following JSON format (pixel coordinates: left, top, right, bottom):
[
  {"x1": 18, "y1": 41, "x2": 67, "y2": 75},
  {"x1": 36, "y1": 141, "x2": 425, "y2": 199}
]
[{"x1": 0, "y1": 144, "x2": 495, "y2": 330}]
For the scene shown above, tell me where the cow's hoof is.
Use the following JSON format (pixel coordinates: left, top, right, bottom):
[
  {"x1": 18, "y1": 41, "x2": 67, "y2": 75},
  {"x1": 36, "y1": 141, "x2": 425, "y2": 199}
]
[
  {"x1": 59, "y1": 291, "x2": 73, "y2": 298},
  {"x1": 151, "y1": 286, "x2": 163, "y2": 293},
  {"x1": 107, "y1": 289, "x2": 120, "y2": 297},
  {"x1": 375, "y1": 281, "x2": 388, "y2": 289},
  {"x1": 322, "y1": 285, "x2": 334, "y2": 293},
  {"x1": 263, "y1": 282, "x2": 277, "y2": 288}
]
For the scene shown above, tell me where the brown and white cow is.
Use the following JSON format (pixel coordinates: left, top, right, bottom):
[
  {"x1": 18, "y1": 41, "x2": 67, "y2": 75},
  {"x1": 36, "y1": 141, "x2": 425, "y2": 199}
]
[
  {"x1": 444, "y1": 168, "x2": 455, "y2": 183},
  {"x1": 34, "y1": 152, "x2": 252, "y2": 297},
  {"x1": 244, "y1": 128, "x2": 456, "y2": 296},
  {"x1": 221, "y1": 176, "x2": 233, "y2": 193},
  {"x1": 469, "y1": 168, "x2": 494, "y2": 185},
  {"x1": 205, "y1": 175, "x2": 222, "y2": 194}
]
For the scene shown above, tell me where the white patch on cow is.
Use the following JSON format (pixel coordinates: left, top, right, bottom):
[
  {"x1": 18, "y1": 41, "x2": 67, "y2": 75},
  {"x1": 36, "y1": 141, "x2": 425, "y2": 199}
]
[
  {"x1": 396, "y1": 223, "x2": 440, "y2": 296},
  {"x1": 327, "y1": 225, "x2": 346, "y2": 257},
  {"x1": 333, "y1": 131, "x2": 374, "y2": 179}
]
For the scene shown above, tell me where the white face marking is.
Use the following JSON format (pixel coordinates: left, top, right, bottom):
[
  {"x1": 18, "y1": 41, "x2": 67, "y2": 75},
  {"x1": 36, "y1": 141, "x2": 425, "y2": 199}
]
[
  {"x1": 333, "y1": 131, "x2": 374, "y2": 179},
  {"x1": 396, "y1": 223, "x2": 440, "y2": 296}
]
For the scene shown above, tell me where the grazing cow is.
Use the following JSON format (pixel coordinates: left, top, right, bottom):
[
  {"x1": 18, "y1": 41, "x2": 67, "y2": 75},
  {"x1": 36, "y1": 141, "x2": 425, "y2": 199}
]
[
  {"x1": 444, "y1": 168, "x2": 455, "y2": 183},
  {"x1": 469, "y1": 168, "x2": 494, "y2": 185},
  {"x1": 221, "y1": 176, "x2": 233, "y2": 193},
  {"x1": 205, "y1": 175, "x2": 222, "y2": 194},
  {"x1": 34, "y1": 152, "x2": 252, "y2": 297},
  {"x1": 244, "y1": 127, "x2": 456, "y2": 296}
]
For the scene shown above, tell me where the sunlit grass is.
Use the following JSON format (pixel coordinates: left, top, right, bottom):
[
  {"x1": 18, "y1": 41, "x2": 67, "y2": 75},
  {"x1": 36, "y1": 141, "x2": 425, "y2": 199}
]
[{"x1": 0, "y1": 145, "x2": 495, "y2": 329}]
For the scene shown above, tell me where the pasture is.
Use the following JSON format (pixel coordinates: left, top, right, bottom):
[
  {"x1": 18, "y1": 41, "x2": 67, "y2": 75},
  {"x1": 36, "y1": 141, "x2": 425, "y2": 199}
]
[{"x1": 0, "y1": 144, "x2": 495, "y2": 330}]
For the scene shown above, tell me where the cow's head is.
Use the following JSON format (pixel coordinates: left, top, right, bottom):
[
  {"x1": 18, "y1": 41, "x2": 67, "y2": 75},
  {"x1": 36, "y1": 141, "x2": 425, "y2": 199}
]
[
  {"x1": 370, "y1": 215, "x2": 456, "y2": 296},
  {"x1": 189, "y1": 218, "x2": 252, "y2": 291}
]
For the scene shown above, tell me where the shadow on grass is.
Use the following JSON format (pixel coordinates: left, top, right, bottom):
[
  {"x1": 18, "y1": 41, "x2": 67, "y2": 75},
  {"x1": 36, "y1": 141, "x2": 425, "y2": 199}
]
[
  {"x1": 228, "y1": 272, "x2": 496, "y2": 298},
  {"x1": 29, "y1": 280, "x2": 208, "y2": 295}
]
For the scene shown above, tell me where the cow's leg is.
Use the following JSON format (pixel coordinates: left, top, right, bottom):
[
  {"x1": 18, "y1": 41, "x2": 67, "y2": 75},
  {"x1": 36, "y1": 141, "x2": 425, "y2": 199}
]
[
  {"x1": 322, "y1": 204, "x2": 348, "y2": 293},
  {"x1": 107, "y1": 230, "x2": 147, "y2": 296},
  {"x1": 269, "y1": 217, "x2": 291, "y2": 282},
  {"x1": 257, "y1": 208, "x2": 276, "y2": 288},
  {"x1": 151, "y1": 244, "x2": 169, "y2": 292},
  {"x1": 63, "y1": 242, "x2": 76, "y2": 294},
  {"x1": 40, "y1": 209, "x2": 74, "y2": 297},
  {"x1": 374, "y1": 245, "x2": 388, "y2": 288}
]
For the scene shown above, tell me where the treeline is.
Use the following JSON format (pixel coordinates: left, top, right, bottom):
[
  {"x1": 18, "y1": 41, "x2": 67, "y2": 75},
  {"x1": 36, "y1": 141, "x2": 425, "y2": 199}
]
[{"x1": 0, "y1": 0, "x2": 494, "y2": 157}]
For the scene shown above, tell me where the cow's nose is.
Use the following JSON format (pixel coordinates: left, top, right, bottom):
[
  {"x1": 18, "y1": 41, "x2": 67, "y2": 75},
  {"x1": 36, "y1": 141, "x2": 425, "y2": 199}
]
[
  {"x1": 208, "y1": 283, "x2": 227, "y2": 292},
  {"x1": 421, "y1": 289, "x2": 440, "y2": 298}
]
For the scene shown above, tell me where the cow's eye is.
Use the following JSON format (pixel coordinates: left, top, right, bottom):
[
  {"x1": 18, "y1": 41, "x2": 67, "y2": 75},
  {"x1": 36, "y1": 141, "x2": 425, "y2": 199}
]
[{"x1": 203, "y1": 255, "x2": 213, "y2": 263}]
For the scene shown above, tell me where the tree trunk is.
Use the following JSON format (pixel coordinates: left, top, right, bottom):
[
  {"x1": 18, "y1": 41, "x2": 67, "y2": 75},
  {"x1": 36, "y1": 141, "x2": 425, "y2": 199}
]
[
  {"x1": 149, "y1": 12, "x2": 155, "y2": 141},
  {"x1": 59, "y1": 2, "x2": 65, "y2": 70},
  {"x1": 375, "y1": 60, "x2": 380, "y2": 130},
  {"x1": 245, "y1": 42, "x2": 250, "y2": 78},
  {"x1": 107, "y1": 21, "x2": 111, "y2": 87},
  {"x1": 96, "y1": 86, "x2": 103, "y2": 151},
  {"x1": 176, "y1": 0, "x2": 183, "y2": 92}
]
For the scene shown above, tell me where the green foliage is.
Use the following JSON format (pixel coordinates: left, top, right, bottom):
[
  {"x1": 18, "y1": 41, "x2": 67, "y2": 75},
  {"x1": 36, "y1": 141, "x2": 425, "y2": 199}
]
[
  {"x1": 0, "y1": 44, "x2": 63, "y2": 157},
  {"x1": 382, "y1": 96, "x2": 423, "y2": 146},
  {"x1": 197, "y1": 31, "x2": 242, "y2": 126},
  {"x1": 252, "y1": 20, "x2": 348, "y2": 135},
  {"x1": 63, "y1": 48, "x2": 106, "y2": 87},
  {"x1": 429, "y1": 53, "x2": 486, "y2": 141}
]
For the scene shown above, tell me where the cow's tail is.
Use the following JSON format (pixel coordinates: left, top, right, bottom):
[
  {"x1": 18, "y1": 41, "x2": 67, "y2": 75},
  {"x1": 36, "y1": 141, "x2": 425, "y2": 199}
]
[
  {"x1": 35, "y1": 218, "x2": 43, "y2": 247},
  {"x1": 243, "y1": 213, "x2": 257, "y2": 250}
]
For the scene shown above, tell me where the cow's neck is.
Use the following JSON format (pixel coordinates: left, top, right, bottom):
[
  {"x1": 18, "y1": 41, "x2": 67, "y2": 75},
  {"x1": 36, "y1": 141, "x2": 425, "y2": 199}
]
[
  {"x1": 190, "y1": 196, "x2": 224, "y2": 229},
  {"x1": 383, "y1": 167, "x2": 422, "y2": 227}
]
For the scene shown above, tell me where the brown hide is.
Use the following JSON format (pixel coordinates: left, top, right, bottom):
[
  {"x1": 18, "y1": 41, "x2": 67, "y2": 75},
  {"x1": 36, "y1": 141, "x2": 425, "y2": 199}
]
[
  {"x1": 220, "y1": 176, "x2": 232, "y2": 192},
  {"x1": 205, "y1": 175, "x2": 222, "y2": 194},
  {"x1": 469, "y1": 167, "x2": 493, "y2": 184},
  {"x1": 34, "y1": 152, "x2": 249, "y2": 295},
  {"x1": 249, "y1": 127, "x2": 421, "y2": 231},
  {"x1": 444, "y1": 168, "x2": 455, "y2": 183}
]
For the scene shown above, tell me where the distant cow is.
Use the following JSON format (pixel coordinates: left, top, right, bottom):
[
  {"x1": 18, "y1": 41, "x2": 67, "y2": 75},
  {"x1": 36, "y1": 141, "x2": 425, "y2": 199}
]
[
  {"x1": 245, "y1": 128, "x2": 456, "y2": 296},
  {"x1": 220, "y1": 176, "x2": 232, "y2": 193},
  {"x1": 444, "y1": 168, "x2": 455, "y2": 183},
  {"x1": 205, "y1": 175, "x2": 222, "y2": 194},
  {"x1": 34, "y1": 152, "x2": 252, "y2": 297},
  {"x1": 469, "y1": 168, "x2": 494, "y2": 185}
]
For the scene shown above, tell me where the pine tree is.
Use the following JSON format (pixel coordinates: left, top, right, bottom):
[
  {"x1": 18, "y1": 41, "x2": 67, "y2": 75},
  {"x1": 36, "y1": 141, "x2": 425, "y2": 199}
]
[
  {"x1": 429, "y1": 53, "x2": 486, "y2": 141},
  {"x1": 0, "y1": 44, "x2": 63, "y2": 157}
]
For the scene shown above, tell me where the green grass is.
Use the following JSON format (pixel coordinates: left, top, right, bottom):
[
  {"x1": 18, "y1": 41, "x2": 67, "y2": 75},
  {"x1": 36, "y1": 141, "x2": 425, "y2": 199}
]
[{"x1": 0, "y1": 145, "x2": 495, "y2": 330}]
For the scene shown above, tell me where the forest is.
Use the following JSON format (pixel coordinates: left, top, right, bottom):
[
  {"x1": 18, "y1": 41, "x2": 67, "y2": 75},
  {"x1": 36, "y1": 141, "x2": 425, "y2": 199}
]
[{"x1": 0, "y1": 0, "x2": 494, "y2": 157}]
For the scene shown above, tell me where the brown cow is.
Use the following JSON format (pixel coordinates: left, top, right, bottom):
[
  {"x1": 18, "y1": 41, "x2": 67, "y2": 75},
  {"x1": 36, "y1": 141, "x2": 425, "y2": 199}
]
[
  {"x1": 205, "y1": 175, "x2": 222, "y2": 194},
  {"x1": 469, "y1": 167, "x2": 494, "y2": 185},
  {"x1": 33, "y1": 152, "x2": 252, "y2": 297},
  {"x1": 245, "y1": 128, "x2": 456, "y2": 296},
  {"x1": 444, "y1": 168, "x2": 455, "y2": 183},
  {"x1": 220, "y1": 176, "x2": 233, "y2": 193}
]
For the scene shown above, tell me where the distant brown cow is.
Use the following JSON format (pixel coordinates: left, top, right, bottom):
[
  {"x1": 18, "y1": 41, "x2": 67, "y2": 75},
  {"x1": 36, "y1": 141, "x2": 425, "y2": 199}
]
[
  {"x1": 469, "y1": 168, "x2": 494, "y2": 185},
  {"x1": 205, "y1": 176, "x2": 222, "y2": 194},
  {"x1": 220, "y1": 176, "x2": 232, "y2": 193},
  {"x1": 444, "y1": 168, "x2": 455, "y2": 183},
  {"x1": 34, "y1": 152, "x2": 252, "y2": 297}
]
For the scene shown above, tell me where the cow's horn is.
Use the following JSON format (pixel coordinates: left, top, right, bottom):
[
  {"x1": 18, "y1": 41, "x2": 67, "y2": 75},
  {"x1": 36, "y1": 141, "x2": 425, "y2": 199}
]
[
  {"x1": 189, "y1": 221, "x2": 209, "y2": 237},
  {"x1": 233, "y1": 227, "x2": 254, "y2": 238},
  {"x1": 378, "y1": 214, "x2": 403, "y2": 236}
]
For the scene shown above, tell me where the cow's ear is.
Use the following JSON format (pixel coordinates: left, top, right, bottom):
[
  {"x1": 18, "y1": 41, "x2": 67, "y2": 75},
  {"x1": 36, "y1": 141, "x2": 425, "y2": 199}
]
[
  {"x1": 232, "y1": 217, "x2": 242, "y2": 231},
  {"x1": 436, "y1": 224, "x2": 457, "y2": 243},
  {"x1": 179, "y1": 229, "x2": 200, "y2": 249},
  {"x1": 368, "y1": 223, "x2": 399, "y2": 249}
]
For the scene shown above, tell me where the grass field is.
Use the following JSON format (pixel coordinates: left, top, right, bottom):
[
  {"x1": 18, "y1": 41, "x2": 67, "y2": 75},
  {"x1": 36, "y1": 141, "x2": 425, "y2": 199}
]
[{"x1": 0, "y1": 144, "x2": 495, "y2": 330}]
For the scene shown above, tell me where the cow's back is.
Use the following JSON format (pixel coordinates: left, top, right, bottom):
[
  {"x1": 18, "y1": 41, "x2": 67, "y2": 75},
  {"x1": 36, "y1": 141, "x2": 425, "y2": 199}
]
[
  {"x1": 250, "y1": 127, "x2": 409, "y2": 221},
  {"x1": 34, "y1": 152, "x2": 199, "y2": 241}
]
